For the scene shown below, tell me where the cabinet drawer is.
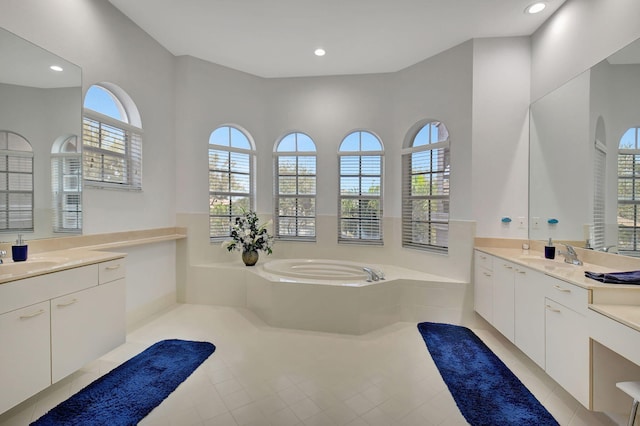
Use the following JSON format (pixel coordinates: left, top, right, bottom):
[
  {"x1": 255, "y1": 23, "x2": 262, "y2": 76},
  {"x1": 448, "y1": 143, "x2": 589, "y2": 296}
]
[
  {"x1": 99, "y1": 259, "x2": 125, "y2": 284},
  {"x1": 544, "y1": 276, "x2": 589, "y2": 314},
  {"x1": 475, "y1": 251, "x2": 493, "y2": 271}
]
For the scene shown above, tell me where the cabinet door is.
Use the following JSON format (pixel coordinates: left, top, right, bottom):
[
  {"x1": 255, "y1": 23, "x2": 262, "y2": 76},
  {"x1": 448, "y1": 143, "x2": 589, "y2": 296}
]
[
  {"x1": 492, "y1": 260, "x2": 516, "y2": 342},
  {"x1": 51, "y1": 278, "x2": 126, "y2": 383},
  {"x1": 0, "y1": 302, "x2": 51, "y2": 413},
  {"x1": 545, "y1": 298, "x2": 590, "y2": 408},
  {"x1": 514, "y1": 267, "x2": 546, "y2": 368},
  {"x1": 474, "y1": 265, "x2": 493, "y2": 322}
]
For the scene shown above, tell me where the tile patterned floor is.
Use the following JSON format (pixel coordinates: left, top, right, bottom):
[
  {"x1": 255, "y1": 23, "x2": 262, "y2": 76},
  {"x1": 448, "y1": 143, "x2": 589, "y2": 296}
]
[{"x1": 0, "y1": 304, "x2": 617, "y2": 425}]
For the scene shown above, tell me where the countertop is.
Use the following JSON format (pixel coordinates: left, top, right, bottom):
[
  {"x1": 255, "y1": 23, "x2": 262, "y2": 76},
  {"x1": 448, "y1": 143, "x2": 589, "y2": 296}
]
[{"x1": 0, "y1": 249, "x2": 125, "y2": 284}]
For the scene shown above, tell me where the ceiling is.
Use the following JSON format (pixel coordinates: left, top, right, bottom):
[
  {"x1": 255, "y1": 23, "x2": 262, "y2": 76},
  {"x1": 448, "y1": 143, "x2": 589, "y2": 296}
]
[{"x1": 108, "y1": 0, "x2": 566, "y2": 78}]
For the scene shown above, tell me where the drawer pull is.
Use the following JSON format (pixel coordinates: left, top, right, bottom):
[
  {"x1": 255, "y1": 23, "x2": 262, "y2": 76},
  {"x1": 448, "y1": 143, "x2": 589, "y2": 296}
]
[
  {"x1": 57, "y1": 298, "x2": 78, "y2": 308},
  {"x1": 553, "y1": 285, "x2": 571, "y2": 293},
  {"x1": 504, "y1": 265, "x2": 513, "y2": 269},
  {"x1": 546, "y1": 304, "x2": 561, "y2": 313},
  {"x1": 20, "y1": 309, "x2": 45, "y2": 319},
  {"x1": 105, "y1": 264, "x2": 121, "y2": 271},
  {"x1": 483, "y1": 272, "x2": 492, "y2": 277},
  {"x1": 517, "y1": 270, "x2": 526, "y2": 274}
]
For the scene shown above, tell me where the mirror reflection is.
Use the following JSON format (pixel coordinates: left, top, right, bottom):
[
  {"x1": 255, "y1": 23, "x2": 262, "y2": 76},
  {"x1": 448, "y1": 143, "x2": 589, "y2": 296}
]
[
  {"x1": 530, "y1": 38, "x2": 640, "y2": 255},
  {"x1": 0, "y1": 27, "x2": 82, "y2": 239}
]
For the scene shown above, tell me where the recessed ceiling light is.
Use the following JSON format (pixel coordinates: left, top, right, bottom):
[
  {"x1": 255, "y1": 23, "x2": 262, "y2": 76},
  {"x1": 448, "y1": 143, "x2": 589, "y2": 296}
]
[
  {"x1": 50, "y1": 65, "x2": 63, "y2": 72},
  {"x1": 525, "y1": 2, "x2": 546, "y2": 14},
  {"x1": 314, "y1": 48, "x2": 326, "y2": 57}
]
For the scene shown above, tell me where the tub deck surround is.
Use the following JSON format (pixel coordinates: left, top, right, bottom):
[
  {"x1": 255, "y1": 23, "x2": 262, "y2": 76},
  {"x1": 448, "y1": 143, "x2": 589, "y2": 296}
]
[{"x1": 187, "y1": 258, "x2": 470, "y2": 335}]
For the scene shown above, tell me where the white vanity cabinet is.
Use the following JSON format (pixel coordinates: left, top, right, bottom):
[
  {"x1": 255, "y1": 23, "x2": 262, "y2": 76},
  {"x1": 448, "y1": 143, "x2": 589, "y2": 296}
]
[
  {"x1": 514, "y1": 266, "x2": 546, "y2": 368},
  {"x1": 0, "y1": 257, "x2": 126, "y2": 414},
  {"x1": 0, "y1": 301, "x2": 51, "y2": 414},
  {"x1": 51, "y1": 260, "x2": 126, "y2": 382},
  {"x1": 544, "y1": 277, "x2": 590, "y2": 408},
  {"x1": 492, "y1": 259, "x2": 517, "y2": 342},
  {"x1": 474, "y1": 251, "x2": 493, "y2": 322}
]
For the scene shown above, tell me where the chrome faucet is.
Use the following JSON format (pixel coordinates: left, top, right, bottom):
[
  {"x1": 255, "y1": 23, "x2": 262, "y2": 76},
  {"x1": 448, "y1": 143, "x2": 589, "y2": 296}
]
[
  {"x1": 600, "y1": 245, "x2": 617, "y2": 253},
  {"x1": 363, "y1": 267, "x2": 385, "y2": 282},
  {"x1": 0, "y1": 250, "x2": 6, "y2": 264},
  {"x1": 558, "y1": 243, "x2": 583, "y2": 266}
]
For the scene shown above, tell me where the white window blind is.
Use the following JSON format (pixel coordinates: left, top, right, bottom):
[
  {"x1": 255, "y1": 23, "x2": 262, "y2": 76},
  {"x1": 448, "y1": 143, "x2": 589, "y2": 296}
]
[
  {"x1": 209, "y1": 126, "x2": 255, "y2": 240},
  {"x1": 402, "y1": 122, "x2": 450, "y2": 252},
  {"x1": 52, "y1": 154, "x2": 82, "y2": 233},
  {"x1": 618, "y1": 127, "x2": 640, "y2": 254},
  {"x1": 274, "y1": 132, "x2": 316, "y2": 239},
  {"x1": 338, "y1": 131, "x2": 383, "y2": 244},
  {"x1": 83, "y1": 110, "x2": 142, "y2": 190},
  {"x1": 592, "y1": 140, "x2": 606, "y2": 250},
  {"x1": 0, "y1": 131, "x2": 33, "y2": 232}
]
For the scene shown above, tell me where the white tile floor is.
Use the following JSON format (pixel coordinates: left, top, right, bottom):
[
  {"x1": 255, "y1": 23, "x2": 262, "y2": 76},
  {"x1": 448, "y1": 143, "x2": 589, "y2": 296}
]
[{"x1": 0, "y1": 304, "x2": 617, "y2": 426}]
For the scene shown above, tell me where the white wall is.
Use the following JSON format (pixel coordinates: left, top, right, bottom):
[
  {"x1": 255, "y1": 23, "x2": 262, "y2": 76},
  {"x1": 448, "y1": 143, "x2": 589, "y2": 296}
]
[
  {"x1": 531, "y1": 0, "x2": 640, "y2": 101},
  {"x1": 0, "y1": 0, "x2": 179, "y2": 325},
  {"x1": 471, "y1": 37, "x2": 531, "y2": 238}
]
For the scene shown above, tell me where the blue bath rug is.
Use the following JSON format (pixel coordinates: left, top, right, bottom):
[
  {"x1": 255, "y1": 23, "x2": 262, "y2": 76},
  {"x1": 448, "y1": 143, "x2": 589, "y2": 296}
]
[
  {"x1": 417, "y1": 322, "x2": 558, "y2": 426},
  {"x1": 31, "y1": 339, "x2": 215, "y2": 426}
]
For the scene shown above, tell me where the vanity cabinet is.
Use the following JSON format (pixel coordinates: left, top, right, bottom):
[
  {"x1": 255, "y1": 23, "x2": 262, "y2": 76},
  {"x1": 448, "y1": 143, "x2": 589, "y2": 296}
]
[
  {"x1": 474, "y1": 251, "x2": 493, "y2": 322},
  {"x1": 492, "y1": 259, "x2": 517, "y2": 342},
  {"x1": 544, "y1": 277, "x2": 590, "y2": 408},
  {"x1": 0, "y1": 258, "x2": 126, "y2": 414},
  {"x1": 51, "y1": 260, "x2": 125, "y2": 382},
  {"x1": 0, "y1": 301, "x2": 51, "y2": 414},
  {"x1": 514, "y1": 267, "x2": 546, "y2": 369}
]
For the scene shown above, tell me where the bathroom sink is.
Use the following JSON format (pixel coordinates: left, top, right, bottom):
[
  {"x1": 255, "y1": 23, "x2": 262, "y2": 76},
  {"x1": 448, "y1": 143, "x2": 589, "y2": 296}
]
[
  {"x1": 0, "y1": 260, "x2": 62, "y2": 276},
  {"x1": 517, "y1": 256, "x2": 577, "y2": 269}
]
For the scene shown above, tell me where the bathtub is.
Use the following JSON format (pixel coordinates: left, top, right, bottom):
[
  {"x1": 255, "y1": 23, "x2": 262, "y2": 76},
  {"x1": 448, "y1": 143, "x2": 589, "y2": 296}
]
[
  {"x1": 187, "y1": 258, "x2": 470, "y2": 334},
  {"x1": 261, "y1": 258, "x2": 377, "y2": 285}
]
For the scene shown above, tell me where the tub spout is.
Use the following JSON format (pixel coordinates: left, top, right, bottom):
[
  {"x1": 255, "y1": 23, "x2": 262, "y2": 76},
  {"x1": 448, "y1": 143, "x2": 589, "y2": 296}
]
[{"x1": 363, "y1": 267, "x2": 382, "y2": 282}]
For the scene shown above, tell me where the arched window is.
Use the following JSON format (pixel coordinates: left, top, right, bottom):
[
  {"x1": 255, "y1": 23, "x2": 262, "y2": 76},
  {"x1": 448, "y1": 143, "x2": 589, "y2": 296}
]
[
  {"x1": 52, "y1": 135, "x2": 82, "y2": 233},
  {"x1": 209, "y1": 125, "x2": 255, "y2": 240},
  {"x1": 618, "y1": 127, "x2": 640, "y2": 254},
  {"x1": 338, "y1": 130, "x2": 383, "y2": 244},
  {"x1": 274, "y1": 132, "x2": 316, "y2": 239},
  {"x1": 82, "y1": 83, "x2": 142, "y2": 190},
  {"x1": 0, "y1": 131, "x2": 33, "y2": 232},
  {"x1": 402, "y1": 121, "x2": 450, "y2": 252}
]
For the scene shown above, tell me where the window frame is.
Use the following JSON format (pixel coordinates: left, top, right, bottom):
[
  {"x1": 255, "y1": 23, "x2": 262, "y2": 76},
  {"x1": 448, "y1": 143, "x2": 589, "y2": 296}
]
[
  {"x1": 617, "y1": 127, "x2": 640, "y2": 255},
  {"x1": 338, "y1": 130, "x2": 384, "y2": 245},
  {"x1": 209, "y1": 125, "x2": 256, "y2": 242},
  {"x1": 52, "y1": 135, "x2": 82, "y2": 234},
  {"x1": 0, "y1": 131, "x2": 34, "y2": 233},
  {"x1": 273, "y1": 132, "x2": 317, "y2": 241},
  {"x1": 82, "y1": 84, "x2": 143, "y2": 191},
  {"x1": 401, "y1": 121, "x2": 450, "y2": 253}
]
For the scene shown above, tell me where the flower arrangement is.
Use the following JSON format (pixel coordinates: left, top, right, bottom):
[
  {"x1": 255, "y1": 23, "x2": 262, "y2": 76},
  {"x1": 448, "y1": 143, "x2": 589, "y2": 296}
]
[{"x1": 222, "y1": 210, "x2": 274, "y2": 255}]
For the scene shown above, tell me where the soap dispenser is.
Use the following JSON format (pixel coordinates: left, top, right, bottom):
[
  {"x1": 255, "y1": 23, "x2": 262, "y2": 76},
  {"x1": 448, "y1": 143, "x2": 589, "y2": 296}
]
[
  {"x1": 12, "y1": 234, "x2": 28, "y2": 262},
  {"x1": 544, "y1": 238, "x2": 555, "y2": 260}
]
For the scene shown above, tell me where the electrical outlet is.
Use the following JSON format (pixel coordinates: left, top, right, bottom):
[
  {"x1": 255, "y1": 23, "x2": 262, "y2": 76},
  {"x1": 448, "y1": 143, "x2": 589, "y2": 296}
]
[
  {"x1": 532, "y1": 217, "x2": 540, "y2": 229},
  {"x1": 517, "y1": 216, "x2": 527, "y2": 229}
]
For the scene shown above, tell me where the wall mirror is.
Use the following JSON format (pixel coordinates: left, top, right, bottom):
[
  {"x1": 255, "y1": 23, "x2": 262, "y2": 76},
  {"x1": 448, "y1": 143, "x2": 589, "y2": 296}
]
[
  {"x1": 0, "y1": 27, "x2": 82, "y2": 240},
  {"x1": 530, "y1": 37, "x2": 640, "y2": 255}
]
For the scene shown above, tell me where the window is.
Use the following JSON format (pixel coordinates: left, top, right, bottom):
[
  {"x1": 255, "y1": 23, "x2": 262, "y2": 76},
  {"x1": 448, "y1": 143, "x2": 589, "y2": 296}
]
[
  {"x1": 338, "y1": 131, "x2": 383, "y2": 244},
  {"x1": 0, "y1": 131, "x2": 33, "y2": 232},
  {"x1": 274, "y1": 132, "x2": 316, "y2": 239},
  {"x1": 209, "y1": 125, "x2": 255, "y2": 240},
  {"x1": 618, "y1": 127, "x2": 640, "y2": 254},
  {"x1": 82, "y1": 84, "x2": 142, "y2": 190},
  {"x1": 52, "y1": 135, "x2": 82, "y2": 233},
  {"x1": 402, "y1": 121, "x2": 450, "y2": 252},
  {"x1": 593, "y1": 139, "x2": 606, "y2": 250}
]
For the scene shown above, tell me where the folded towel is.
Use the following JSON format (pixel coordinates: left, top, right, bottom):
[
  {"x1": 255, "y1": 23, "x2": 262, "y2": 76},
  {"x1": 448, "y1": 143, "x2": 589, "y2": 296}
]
[{"x1": 585, "y1": 270, "x2": 640, "y2": 285}]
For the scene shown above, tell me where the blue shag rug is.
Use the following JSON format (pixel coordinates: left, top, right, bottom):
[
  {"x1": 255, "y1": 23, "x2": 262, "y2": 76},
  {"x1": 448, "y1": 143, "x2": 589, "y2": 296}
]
[
  {"x1": 417, "y1": 322, "x2": 558, "y2": 426},
  {"x1": 31, "y1": 339, "x2": 216, "y2": 426}
]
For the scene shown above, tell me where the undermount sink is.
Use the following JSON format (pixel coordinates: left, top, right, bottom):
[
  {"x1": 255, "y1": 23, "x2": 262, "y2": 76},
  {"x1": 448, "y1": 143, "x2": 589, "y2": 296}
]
[
  {"x1": 517, "y1": 255, "x2": 578, "y2": 269},
  {"x1": 0, "y1": 259, "x2": 64, "y2": 276}
]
